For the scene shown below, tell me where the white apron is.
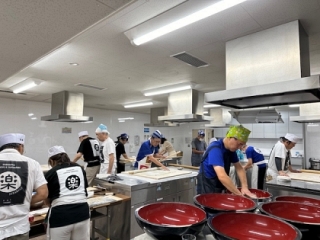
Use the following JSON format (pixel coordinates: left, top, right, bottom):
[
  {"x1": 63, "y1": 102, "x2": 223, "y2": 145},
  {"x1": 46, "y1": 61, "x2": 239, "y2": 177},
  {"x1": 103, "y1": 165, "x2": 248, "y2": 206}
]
[
  {"x1": 138, "y1": 156, "x2": 151, "y2": 169},
  {"x1": 251, "y1": 160, "x2": 268, "y2": 189}
]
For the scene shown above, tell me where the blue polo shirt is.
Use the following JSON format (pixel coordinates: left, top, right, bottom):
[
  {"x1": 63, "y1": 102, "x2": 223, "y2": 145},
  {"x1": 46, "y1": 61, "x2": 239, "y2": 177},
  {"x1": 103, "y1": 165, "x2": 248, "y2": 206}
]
[
  {"x1": 200, "y1": 139, "x2": 239, "y2": 178},
  {"x1": 134, "y1": 140, "x2": 159, "y2": 168},
  {"x1": 245, "y1": 146, "x2": 266, "y2": 168}
]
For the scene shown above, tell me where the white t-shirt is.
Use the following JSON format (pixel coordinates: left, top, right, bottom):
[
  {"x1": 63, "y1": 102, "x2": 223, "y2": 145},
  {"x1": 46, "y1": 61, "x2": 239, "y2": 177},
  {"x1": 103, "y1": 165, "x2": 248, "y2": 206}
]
[
  {"x1": 99, "y1": 137, "x2": 116, "y2": 174},
  {"x1": 0, "y1": 149, "x2": 47, "y2": 239},
  {"x1": 268, "y1": 140, "x2": 290, "y2": 173}
]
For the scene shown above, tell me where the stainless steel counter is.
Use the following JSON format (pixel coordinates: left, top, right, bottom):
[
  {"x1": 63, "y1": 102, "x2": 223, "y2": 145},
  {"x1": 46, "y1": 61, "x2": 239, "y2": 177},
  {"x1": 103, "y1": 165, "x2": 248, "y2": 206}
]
[{"x1": 266, "y1": 179, "x2": 320, "y2": 199}]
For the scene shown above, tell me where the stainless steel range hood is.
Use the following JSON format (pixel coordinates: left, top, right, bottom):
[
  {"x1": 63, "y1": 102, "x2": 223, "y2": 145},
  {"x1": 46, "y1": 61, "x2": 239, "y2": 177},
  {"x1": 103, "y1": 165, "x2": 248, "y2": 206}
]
[
  {"x1": 290, "y1": 103, "x2": 320, "y2": 123},
  {"x1": 230, "y1": 109, "x2": 283, "y2": 124},
  {"x1": 205, "y1": 20, "x2": 320, "y2": 109},
  {"x1": 205, "y1": 108, "x2": 239, "y2": 128},
  {"x1": 41, "y1": 91, "x2": 93, "y2": 122},
  {"x1": 144, "y1": 107, "x2": 179, "y2": 127},
  {"x1": 158, "y1": 89, "x2": 213, "y2": 123}
]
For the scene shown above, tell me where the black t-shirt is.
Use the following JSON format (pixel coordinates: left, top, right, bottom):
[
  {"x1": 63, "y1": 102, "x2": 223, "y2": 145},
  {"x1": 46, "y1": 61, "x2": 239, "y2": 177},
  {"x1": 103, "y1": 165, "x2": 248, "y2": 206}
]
[
  {"x1": 77, "y1": 137, "x2": 100, "y2": 167},
  {"x1": 115, "y1": 141, "x2": 126, "y2": 162},
  {"x1": 45, "y1": 163, "x2": 89, "y2": 228}
]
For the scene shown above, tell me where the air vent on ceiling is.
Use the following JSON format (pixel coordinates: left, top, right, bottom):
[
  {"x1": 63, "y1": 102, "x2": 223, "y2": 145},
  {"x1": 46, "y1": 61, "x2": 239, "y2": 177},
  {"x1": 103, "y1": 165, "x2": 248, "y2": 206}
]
[
  {"x1": 171, "y1": 52, "x2": 209, "y2": 68},
  {"x1": 75, "y1": 83, "x2": 107, "y2": 91}
]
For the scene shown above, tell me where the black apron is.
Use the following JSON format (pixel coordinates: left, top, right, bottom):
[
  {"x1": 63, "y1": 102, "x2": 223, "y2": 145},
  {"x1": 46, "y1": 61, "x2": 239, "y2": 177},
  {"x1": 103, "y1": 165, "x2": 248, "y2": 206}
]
[{"x1": 196, "y1": 144, "x2": 233, "y2": 194}]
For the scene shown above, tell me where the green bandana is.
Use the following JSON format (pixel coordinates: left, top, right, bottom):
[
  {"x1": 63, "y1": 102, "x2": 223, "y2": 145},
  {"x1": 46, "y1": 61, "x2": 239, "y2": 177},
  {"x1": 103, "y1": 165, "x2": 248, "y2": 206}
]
[{"x1": 226, "y1": 125, "x2": 251, "y2": 142}]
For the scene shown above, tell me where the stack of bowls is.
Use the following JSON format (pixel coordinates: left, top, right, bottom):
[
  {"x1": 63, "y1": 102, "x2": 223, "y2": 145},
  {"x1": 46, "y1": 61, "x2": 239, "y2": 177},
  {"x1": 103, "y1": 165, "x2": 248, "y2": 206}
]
[{"x1": 135, "y1": 202, "x2": 206, "y2": 240}]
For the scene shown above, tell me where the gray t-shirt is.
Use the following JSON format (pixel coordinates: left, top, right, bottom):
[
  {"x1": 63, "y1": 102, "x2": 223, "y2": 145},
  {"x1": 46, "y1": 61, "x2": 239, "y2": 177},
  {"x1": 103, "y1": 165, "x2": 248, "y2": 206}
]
[{"x1": 191, "y1": 138, "x2": 207, "y2": 166}]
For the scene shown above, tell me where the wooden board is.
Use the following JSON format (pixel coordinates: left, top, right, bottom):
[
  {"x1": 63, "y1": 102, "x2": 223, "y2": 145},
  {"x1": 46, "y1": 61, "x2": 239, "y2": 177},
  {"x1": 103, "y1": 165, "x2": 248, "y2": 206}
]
[
  {"x1": 288, "y1": 172, "x2": 320, "y2": 183},
  {"x1": 133, "y1": 170, "x2": 192, "y2": 180},
  {"x1": 300, "y1": 169, "x2": 320, "y2": 174},
  {"x1": 168, "y1": 163, "x2": 199, "y2": 170}
]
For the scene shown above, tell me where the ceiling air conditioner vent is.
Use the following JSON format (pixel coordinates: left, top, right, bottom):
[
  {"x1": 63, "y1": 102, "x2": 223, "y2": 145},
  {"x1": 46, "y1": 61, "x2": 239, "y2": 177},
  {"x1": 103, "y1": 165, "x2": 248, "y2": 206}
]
[
  {"x1": 171, "y1": 52, "x2": 209, "y2": 68},
  {"x1": 75, "y1": 83, "x2": 107, "y2": 91}
]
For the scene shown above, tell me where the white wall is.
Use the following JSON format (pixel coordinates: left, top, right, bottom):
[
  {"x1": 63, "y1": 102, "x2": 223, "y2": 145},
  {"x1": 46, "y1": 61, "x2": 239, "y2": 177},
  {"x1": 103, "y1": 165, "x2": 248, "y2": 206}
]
[
  {"x1": 0, "y1": 97, "x2": 149, "y2": 165},
  {"x1": 305, "y1": 123, "x2": 320, "y2": 168}
]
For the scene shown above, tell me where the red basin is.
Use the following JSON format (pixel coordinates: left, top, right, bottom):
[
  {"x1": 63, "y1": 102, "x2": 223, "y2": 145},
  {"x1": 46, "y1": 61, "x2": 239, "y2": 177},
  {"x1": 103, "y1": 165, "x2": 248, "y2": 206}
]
[
  {"x1": 260, "y1": 201, "x2": 320, "y2": 224},
  {"x1": 194, "y1": 193, "x2": 256, "y2": 214},
  {"x1": 226, "y1": 188, "x2": 272, "y2": 200},
  {"x1": 135, "y1": 202, "x2": 206, "y2": 240},
  {"x1": 208, "y1": 212, "x2": 301, "y2": 240},
  {"x1": 275, "y1": 196, "x2": 320, "y2": 207}
]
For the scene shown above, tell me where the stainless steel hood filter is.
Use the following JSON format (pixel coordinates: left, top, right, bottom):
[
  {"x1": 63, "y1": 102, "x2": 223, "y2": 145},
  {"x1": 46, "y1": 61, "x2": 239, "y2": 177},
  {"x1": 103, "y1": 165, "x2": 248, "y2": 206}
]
[
  {"x1": 41, "y1": 91, "x2": 93, "y2": 122},
  {"x1": 205, "y1": 20, "x2": 320, "y2": 109},
  {"x1": 144, "y1": 107, "x2": 179, "y2": 127},
  {"x1": 230, "y1": 109, "x2": 283, "y2": 124},
  {"x1": 158, "y1": 89, "x2": 213, "y2": 123}
]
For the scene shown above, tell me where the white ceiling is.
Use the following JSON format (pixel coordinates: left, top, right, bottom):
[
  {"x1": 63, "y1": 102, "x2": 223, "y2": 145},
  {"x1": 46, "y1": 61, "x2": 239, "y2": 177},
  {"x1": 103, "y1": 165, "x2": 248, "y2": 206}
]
[{"x1": 1, "y1": 0, "x2": 320, "y2": 114}]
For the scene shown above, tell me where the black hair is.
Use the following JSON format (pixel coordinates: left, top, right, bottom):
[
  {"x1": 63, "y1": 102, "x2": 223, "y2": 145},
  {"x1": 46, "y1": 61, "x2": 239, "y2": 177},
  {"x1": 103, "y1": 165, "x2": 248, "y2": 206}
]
[
  {"x1": 161, "y1": 137, "x2": 167, "y2": 144},
  {"x1": 280, "y1": 137, "x2": 292, "y2": 144},
  {"x1": 0, "y1": 143, "x2": 21, "y2": 152},
  {"x1": 48, "y1": 152, "x2": 71, "y2": 166}
]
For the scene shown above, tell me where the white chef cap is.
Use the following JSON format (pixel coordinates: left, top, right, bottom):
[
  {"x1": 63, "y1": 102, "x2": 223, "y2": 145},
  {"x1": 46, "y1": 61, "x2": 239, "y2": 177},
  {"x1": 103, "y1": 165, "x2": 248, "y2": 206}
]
[
  {"x1": 0, "y1": 133, "x2": 25, "y2": 148},
  {"x1": 284, "y1": 133, "x2": 300, "y2": 143},
  {"x1": 78, "y1": 131, "x2": 88, "y2": 137},
  {"x1": 48, "y1": 146, "x2": 66, "y2": 158}
]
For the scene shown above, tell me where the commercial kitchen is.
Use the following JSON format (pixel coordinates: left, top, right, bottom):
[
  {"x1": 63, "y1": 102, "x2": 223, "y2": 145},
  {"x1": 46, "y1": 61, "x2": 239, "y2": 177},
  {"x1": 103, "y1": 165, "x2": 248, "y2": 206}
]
[{"x1": 1, "y1": 0, "x2": 320, "y2": 240}]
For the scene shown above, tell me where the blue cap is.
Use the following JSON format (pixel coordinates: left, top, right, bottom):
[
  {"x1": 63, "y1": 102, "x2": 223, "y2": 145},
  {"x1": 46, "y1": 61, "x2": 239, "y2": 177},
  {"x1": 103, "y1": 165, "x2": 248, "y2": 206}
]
[
  {"x1": 152, "y1": 130, "x2": 162, "y2": 139},
  {"x1": 120, "y1": 133, "x2": 129, "y2": 139},
  {"x1": 198, "y1": 130, "x2": 205, "y2": 136}
]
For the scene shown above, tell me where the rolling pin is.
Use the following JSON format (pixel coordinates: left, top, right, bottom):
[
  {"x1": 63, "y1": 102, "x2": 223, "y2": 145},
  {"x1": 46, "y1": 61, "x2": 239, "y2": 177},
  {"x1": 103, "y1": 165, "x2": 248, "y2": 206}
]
[
  {"x1": 168, "y1": 163, "x2": 199, "y2": 170},
  {"x1": 299, "y1": 169, "x2": 320, "y2": 174}
]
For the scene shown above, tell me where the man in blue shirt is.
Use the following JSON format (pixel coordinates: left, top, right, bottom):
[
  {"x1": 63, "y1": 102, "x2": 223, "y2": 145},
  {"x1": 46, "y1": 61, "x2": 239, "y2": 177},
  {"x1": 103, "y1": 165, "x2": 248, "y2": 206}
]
[
  {"x1": 242, "y1": 145, "x2": 267, "y2": 190},
  {"x1": 135, "y1": 130, "x2": 169, "y2": 170},
  {"x1": 197, "y1": 125, "x2": 256, "y2": 198}
]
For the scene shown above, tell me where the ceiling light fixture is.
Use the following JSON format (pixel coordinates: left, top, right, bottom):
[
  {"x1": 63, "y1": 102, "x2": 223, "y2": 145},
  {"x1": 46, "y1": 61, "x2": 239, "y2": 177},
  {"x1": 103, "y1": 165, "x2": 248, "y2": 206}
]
[
  {"x1": 28, "y1": 113, "x2": 34, "y2": 117},
  {"x1": 69, "y1": 62, "x2": 79, "y2": 66},
  {"x1": 118, "y1": 117, "x2": 134, "y2": 120},
  {"x1": 289, "y1": 104, "x2": 300, "y2": 108},
  {"x1": 204, "y1": 104, "x2": 221, "y2": 108},
  {"x1": 124, "y1": 102, "x2": 153, "y2": 108},
  {"x1": 144, "y1": 83, "x2": 192, "y2": 96},
  {"x1": 131, "y1": 0, "x2": 247, "y2": 45},
  {"x1": 31, "y1": 117, "x2": 37, "y2": 120},
  {"x1": 10, "y1": 78, "x2": 43, "y2": 94}
]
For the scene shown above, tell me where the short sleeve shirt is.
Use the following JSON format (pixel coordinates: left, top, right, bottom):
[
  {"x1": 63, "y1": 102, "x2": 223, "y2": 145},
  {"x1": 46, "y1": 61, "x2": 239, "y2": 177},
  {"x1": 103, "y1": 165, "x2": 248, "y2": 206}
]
[
  {"x1": 200, "y1": 139, "x2": 238, "y2": 178},
  {"x1": 245, "y1": 146, "x2": 266, "y2": 168},
  {"x1": 77, "y1": 137, "x2": 100, "y2": 167},
  {"x1": 115, "y1": 141, "x2": 126, "y2": 162}
]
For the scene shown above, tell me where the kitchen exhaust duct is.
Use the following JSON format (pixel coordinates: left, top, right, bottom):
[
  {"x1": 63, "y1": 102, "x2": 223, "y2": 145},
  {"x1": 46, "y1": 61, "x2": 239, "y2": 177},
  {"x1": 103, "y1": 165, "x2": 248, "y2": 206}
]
[
  {"x1": 290, "y1": 103, "x2": 320, "y2": 123},
  {"x1": 205, "y1": 108, "x2": 239, "y2": 128},
  {"x1": 158, "y1": 89, "x2": 213, "y2": 123},
  {"x1": 205, "y1": 20, "x2": 320, "y2": 109},
  {"x1": 229, "y1": 109, "x2": 283, "y2": 124},
  {"x1": 41, "y1": 91, "x2": 93, "y2": 122},
  {"x1": 144, "y1": 107, "x2": 179, "y2": 127}
]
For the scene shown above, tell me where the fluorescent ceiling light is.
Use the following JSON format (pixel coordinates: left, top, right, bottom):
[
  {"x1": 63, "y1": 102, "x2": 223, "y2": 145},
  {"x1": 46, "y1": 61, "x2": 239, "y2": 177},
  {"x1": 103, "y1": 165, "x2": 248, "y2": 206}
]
[
  {"x1": 307, "y1": 123, "x2": 319, "y2": 127},
  {"x1": 124, "y1": 102, "x2": 153, "y2": 108},
  {"x1": 31, "y1": 117, "x2": 37, "y2": 120},
  {"x1": 10, "y1": 78, "x2": 43, "y2": 94},
  {"x1": 132, "y1": 0, "x2": 247, "y2": 45},
  {"x1": 204, "y1": 104, "x2": 221, "y2": 108},
  {"x1": 203, "y1": 111, "x2": 208, "y2": 114},
  {"x1": 28, "y1": 113, "x2": 34, "y2": 117},
  {"x1": 289, "y1": 104, "x2": 300, "y2": 108},
  {"x1": 119, "y1": 120, "x2": 125, "y2": 123},
  {"x1": 144, "y1": 83, "x2": 192, "y2": 96},
  {"x1": 69, "y1": 62, "x2": 79, "y2": 66},
  {"x1": 118, "y1": 117, "x2": 134, "y2": 120}
]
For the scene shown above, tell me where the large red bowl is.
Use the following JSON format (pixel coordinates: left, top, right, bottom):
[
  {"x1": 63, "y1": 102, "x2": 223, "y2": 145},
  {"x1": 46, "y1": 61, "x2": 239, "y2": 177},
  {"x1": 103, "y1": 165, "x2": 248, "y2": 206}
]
[
  {"x1": 226, "y1": 188, "x2": 272, "y2": 202},
  {"x1": 259, "y1": 201, "x2": 320, "y2": 234},
  {"x1": 275, "y1": 196, "x2": 320, "y2": 207},
  {"x1": 135, "y1": 202, "x2": 206, "y2": 240},
  {"x1": 194, "y1": 193, "x2": 256, "y2": 214},
  {"x1": 208, "y1": 212, "x2": 302, "y2": 240}
]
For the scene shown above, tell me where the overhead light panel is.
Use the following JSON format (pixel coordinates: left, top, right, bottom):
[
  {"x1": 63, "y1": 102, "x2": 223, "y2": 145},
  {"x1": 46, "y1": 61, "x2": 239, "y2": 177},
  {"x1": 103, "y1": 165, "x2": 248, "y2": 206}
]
[
  {"x1": 131, "y1": 0, "x2": 247, "y2": 45},
  {"x1": 118, "y1": 117, "x2": 134, "y2": 120},
  {"x1": 144, "y1": 83, "x2": 192, "y2": 96},
  {"x1": 124, "y1": 102, "x2": 153, "y2": 108},
  {"x1": 10, "y1": 78, "x2": 43, "y2": 94},
  {"x1": 204, "y1": 104, "x2": 221, "y2": 108},
  {"x1": 289, "y1": 104, "x2": 300, "y2": 108}
]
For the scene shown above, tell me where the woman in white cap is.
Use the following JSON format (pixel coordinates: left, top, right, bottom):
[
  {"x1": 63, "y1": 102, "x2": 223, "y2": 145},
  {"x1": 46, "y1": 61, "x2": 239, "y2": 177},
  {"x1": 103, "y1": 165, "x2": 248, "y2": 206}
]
[
  {"x1": 267, "y1": 133, "x2": 301, "y2": 180},
  {"x1": 45, "y1": 146, "x2": 90, "y2": 240}
]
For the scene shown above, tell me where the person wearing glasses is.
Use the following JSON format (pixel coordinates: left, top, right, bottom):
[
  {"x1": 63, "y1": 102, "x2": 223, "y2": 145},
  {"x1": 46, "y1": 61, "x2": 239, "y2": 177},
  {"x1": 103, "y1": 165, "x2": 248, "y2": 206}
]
[
  {"x1": 197, "y1": 125, "x2": 256, "y2": 198},
  {"x1": 267, "y1": 133, "x2": 301, "y2": 180},
  {"x1": 115, "y1": 133, "x2": 130, "y2": 173},
  {"x1": 135, "y1": 130, "x2": 169, "y2": 170}
]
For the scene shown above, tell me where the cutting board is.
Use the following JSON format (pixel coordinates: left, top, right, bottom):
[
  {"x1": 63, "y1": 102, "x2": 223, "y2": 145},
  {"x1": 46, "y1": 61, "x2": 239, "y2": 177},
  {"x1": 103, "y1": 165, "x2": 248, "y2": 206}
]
[
  {"x1": 288, "y1": 172, "x2": 320, "y2": 183},
  {"x1": 122, "y1": 168, "x2": 192, "y2": 180}
]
